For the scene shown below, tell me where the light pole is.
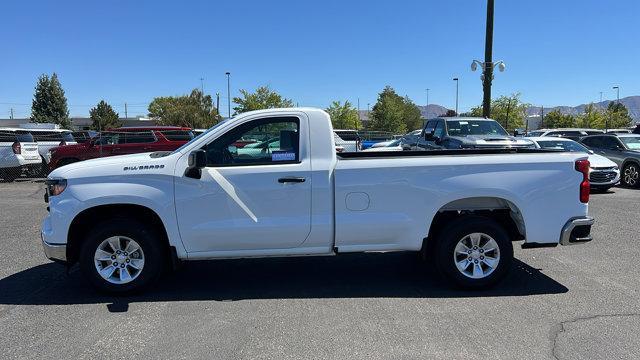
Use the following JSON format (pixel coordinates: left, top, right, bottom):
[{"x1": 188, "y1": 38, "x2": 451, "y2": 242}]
[
  {"x1": 216, "y1": 92, "x2": 220, "y2": 117},
  {"x1": 613, "y1": 86, "x2": 620, "y2": 104},
  {"x1": 453, "y1": 78, "x2": 459, "y2": 116},
  {"x1": 225, "y1": 72, "x2": 231, "y2": 118},
  {"x1": 200, "y1": 77, "x2": 204, "y2": 94}
]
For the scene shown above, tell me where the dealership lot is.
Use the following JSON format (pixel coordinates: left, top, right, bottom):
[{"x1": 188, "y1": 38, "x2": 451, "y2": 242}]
[{"x1": 0, "y1": 181, "x2": 638, "y2": 359}]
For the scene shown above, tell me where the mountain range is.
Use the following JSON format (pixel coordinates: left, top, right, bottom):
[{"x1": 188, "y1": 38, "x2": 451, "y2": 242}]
[{"x1": 526, "y1": 96, "x2": 640, "y2": 123}]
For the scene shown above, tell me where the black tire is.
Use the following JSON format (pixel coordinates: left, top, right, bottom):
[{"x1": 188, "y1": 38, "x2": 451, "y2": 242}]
[
  {"x1": 621, "y1": 162, "x2": 640, "y2": 188},
  {"x1": 79, "y1": 218, "x2": 167, "y2": 294},
  {"x1": 37, "y1": 157, "x2": 49, "y2": 178},
  {"x1": 433, "y1": 215, "x2": 513, "y2": 290}
]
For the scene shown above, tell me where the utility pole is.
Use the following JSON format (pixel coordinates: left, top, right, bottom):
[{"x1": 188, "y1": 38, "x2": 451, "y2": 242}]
[
  {"x1": 453, "y1": 78, "x2": 459, "y2": 115},
  {"x1": 216, "y1": 92, "x2": 220, "y2": 117},
  {"x1": 10, "y1": 108, "x2": 14, "y2": 119},
  {"x1": 357, "y1": 98, "x2": 360, "y2": 130},
  {"x1": 505, "y1": 98, "x2": 512, "y2": 130},
  {"x1": 200, "y1": 77, "x2": 204, "y2": 94},
  {"x1": 124, "y1": 103, "x2": 128, "y2": 119},
  {"x1": 482, "y1": 0, "x2": 495, "y2": 118},
  {"x1": 225, "y1": 72, "x2": 232, "y2": 117},
  {"x1": 540, "y1": 106, "x2": 545, "y2": 128}
]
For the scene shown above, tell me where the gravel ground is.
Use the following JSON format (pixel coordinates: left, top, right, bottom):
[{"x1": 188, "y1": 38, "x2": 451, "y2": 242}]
[{"x1": 0, "y1": 180, "x2": 638, "y2": 359}]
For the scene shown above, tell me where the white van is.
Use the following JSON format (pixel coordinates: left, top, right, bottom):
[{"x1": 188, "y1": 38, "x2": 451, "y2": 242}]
[{"x1": 0, "y1": 128, "x2": 41, "y2": 182}]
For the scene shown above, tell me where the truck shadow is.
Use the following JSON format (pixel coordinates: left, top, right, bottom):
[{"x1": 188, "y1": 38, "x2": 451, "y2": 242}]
[{"x1": 0, "y1": 253, "x2": 567, "y2": 309}]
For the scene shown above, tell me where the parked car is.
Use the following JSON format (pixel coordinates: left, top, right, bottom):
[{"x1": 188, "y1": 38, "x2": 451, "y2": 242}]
[
  {"x1": 370, "y1": 130, "x2": 421, "y2": 149},
  {"x1": 414, "y1": 117, "x2": 534, "y2": 150},
  {"x1": 42, "y1": 108, "x2": 593, "y2": 293},
  {"x1": 333, "y1": 132, "x2": 360, "y2": 152},
  {"x1": 26, "y1": 128, "x2": 77, "y2": 175},
  {"x1": 633, "y1": 124, "x2": 640, "y2": 134},
  {"x1": 48, "y1": 126, "x2": 194, "y2": 170},
  {"x1": 0, "y1": 128, "x2": 41, "y2": 181},
  {"x1": 580, "y1": 134, "x2": 640, "y2": 188},
  {"x1": 528, "y1": 137, "x2": 620, "y2": 191},
  {"x1": 526, "y1": 128, "x2": 603, "y2": 141},
  {"x1": 362, "y1": 138, "x2": 404, "y2": 152}
]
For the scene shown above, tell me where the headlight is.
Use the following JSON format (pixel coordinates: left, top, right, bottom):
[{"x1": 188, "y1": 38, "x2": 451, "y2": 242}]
[{"x1": 45, "y1": 179, "x2": 67, "y2": 196}]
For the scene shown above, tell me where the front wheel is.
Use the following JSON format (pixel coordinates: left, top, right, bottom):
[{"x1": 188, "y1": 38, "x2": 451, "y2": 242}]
[
  {"x1": 79, "y1": 219, "x2": 166, "y2": 293},
  {"x1": 622, "y1": 163, "x2": 640, "y2": 188},
  {"x1": 434, "y1": 216, "x2": 513, "y2": 289}
]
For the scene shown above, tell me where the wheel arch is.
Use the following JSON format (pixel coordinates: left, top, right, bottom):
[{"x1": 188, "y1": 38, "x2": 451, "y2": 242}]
[
  {"x1": 423, "y1": 196, "x2": 526, "y2": 253},
  {"x1": 66, "y1": 203, "x2": 171, "y2": 265}
]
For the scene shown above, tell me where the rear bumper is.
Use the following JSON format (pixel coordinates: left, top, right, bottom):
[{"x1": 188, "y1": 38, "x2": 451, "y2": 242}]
[{"x1": 560, "y1": 216, "x2": 594, "y2": 246}]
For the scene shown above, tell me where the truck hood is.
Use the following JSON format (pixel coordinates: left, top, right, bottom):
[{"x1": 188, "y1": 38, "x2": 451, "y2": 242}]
[
  {"x1": 452, "y1": 135, "x2": 534, "y2": 147},
  {"x1": 49, "y1": 151, "x2": 175, "y2": 179}
]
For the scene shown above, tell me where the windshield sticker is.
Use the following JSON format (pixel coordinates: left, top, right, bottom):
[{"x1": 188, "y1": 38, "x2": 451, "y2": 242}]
[{"x1": 272, "y1": 152, "x2": 296, "y2": 161}]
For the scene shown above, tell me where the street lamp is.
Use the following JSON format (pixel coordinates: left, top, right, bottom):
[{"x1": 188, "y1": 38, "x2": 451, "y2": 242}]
[
  {"x1": 452, "y1": 78, "x2": 459, "y2": 116},
  {"x1": 225, "y1": 72, "x2": 231, "y2": 118},
  {"x1": 613, "y1": 86, "x2": 620, "y2": 104}
]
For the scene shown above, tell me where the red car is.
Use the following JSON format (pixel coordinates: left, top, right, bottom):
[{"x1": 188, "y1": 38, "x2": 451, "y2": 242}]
[{"x1": 48, "y1": 126, "x2": 194, "y2": 170}]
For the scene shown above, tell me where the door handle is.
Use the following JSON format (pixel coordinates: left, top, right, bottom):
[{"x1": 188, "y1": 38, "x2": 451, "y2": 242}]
[{"x1": 278, "y1": 177, "x2": 306, "y2": 183}]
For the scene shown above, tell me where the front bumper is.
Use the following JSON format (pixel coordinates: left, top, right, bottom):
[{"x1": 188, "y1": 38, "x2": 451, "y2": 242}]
[
  {"x1": 41, "y1": 235, "x2": 67, "y2": 262},
  {"x1": 560, "y1": 217, "x2": 595, "y2": 246}
]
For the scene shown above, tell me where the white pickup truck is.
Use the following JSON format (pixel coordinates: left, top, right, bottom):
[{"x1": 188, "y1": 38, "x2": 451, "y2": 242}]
[{"x1": 41, "y1": 108, "x2": 594, "y2": 293}]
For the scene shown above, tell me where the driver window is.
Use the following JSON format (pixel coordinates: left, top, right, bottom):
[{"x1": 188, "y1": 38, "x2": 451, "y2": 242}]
[{"x1": 204, "y1": 117, "x2": 300, "y2": 167}]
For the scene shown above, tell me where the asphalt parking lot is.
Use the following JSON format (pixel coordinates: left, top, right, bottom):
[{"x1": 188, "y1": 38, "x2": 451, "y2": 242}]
[{"x1": 0, "y1": 181, "x2": 638, "y2": 360}]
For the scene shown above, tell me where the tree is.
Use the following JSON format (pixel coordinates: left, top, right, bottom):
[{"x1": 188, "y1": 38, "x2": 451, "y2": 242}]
[
  {"x1": 542, "y1": 110, "x2": 577, "y2": 129},
  {"x1": 468, "y1": 94, "x2": 528, "y2": 131},
  {"x1": 368, "y1": 86, "x2": 423, "y2": 134},
  {"x1": 31, "y1": 73, "x2": 71, "y2": 129},
  {"x1": 402, "y1": 96, "x2": 423, "y2": 131},
  {"x1": 605, "y1": 101, "x2": 633, "y2": 129},
  {"x1": 325, "y1": 101, "x2": 361, "y2": 129},
  {"x1": 577, "y1": 104, "x2": 606, "y2": 129},
  {"x1": 89, "y1": 100, "x2": 121, "y2": 130},
  {"x1": 232, "y1": 86, "x2": 294, "y2": 114},
  {"x1": 148, "y1": 89, "x2": 220, "y2": 128}
]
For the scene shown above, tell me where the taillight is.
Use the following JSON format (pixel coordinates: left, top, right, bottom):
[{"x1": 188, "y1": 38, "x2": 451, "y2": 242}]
[
  {"x1": 12, "y1": 141, "x2": 21, "y2": 154},
  {"x1": 575, "y1": 159, "x2": 590, "y2": 203}
]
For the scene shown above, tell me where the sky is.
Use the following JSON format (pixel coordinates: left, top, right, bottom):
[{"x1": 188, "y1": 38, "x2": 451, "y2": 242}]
[{"x1": 1, "y1": 0, "x2": 639, "y2": 118}]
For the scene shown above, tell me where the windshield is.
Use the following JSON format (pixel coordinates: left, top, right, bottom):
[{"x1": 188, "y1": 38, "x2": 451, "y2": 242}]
[
  {"x1": 620, "y1": 136, "x2": 640, "y2": 150},
  {"x1": 62, "y1": 132, "x2": 75, "y2": 142},
  {"x1": 16, "y1": 133, "x2": 35, "y2": 142},
  {"x1": 536, "y1": 140, "x2": 589, "y2": 152},
  {"x1": 172, "y1": 119, "x2": 231, "y2": 154},
  {"x1": 446, "y1": 120, "x2": 509, "y2": 136}
]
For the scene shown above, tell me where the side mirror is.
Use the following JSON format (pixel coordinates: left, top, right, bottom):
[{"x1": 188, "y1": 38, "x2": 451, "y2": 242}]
[
  {"x1": 513, "y1": 129, "x2": 525, "y2": 136},
  {"x1": 188, "y1": 149, "x2": 207, "y2": 169}
]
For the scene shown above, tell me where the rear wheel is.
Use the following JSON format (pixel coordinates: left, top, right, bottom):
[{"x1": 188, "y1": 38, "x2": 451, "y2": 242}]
[
  {"x1": 433, "y1": 216, "x2": 513, "y2": 289},
  {"x1": 622, "y1": 163, "x2": 639, "y2": 188},
  {"x1": 79, "y1": 219, "x2": 166, "y2": 293}
]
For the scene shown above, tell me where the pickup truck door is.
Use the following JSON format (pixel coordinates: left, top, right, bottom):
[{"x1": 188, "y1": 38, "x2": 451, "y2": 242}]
[{"x1": 174, "y1": 115, "x2": 312, "y2": 253}]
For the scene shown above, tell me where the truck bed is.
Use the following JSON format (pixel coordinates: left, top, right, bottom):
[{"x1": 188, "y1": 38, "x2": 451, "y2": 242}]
[{"x1": 337, "y1": 148, "x2": 559, "y2": 159}]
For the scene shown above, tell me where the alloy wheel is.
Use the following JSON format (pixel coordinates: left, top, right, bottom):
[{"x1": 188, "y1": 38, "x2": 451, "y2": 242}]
[
  {"x1": 453, "y1": 232, "x2": 501, "y2": 279},
  {"x1": 94, "y1": 236, "x2": 145, "y2": 284}
]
